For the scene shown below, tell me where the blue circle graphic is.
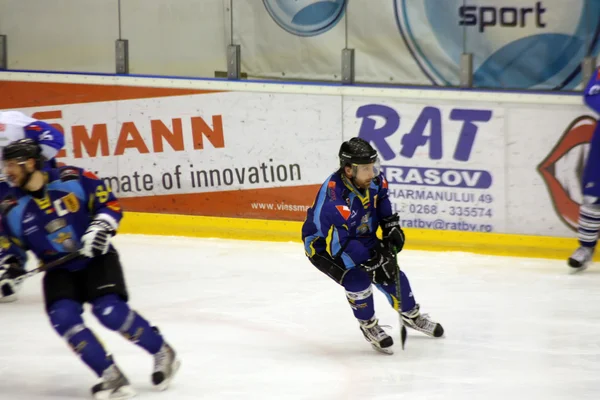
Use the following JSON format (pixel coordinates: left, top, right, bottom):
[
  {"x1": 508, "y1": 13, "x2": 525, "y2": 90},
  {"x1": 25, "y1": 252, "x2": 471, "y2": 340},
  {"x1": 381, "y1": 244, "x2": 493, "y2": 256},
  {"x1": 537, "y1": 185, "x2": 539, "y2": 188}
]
[
  {"x1": 394, "y1": 0, "x2": 600, "y2": 89},
  {"x1": 263, "y1": 0, "x2": 347, "y2": 37}
]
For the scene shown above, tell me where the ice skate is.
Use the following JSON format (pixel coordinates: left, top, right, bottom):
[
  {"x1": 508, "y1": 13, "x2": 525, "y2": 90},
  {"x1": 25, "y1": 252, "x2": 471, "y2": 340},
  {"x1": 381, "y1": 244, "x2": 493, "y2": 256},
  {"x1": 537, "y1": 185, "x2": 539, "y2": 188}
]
[
  {"x1": 568, "y1": 246, "x2": 594, "y2": 272},
  {"x1": 0, "y1": 265, "x2": 24, "y2": 303},
  {"x1": 0, "y1": 283, "x2": 19, "y2": 303},
  {"x1": 91, "y1": 362, "x2": 135, "y2": 400},
  {"x1": 401, "y1": 304, "x2": 444, "y2": 338},
  {"x1": 152, "y1": 340, "x2": 181, "y2": 391},
  {"x1": 359, "y1": 318, "x2": 394, "y2": 354}
]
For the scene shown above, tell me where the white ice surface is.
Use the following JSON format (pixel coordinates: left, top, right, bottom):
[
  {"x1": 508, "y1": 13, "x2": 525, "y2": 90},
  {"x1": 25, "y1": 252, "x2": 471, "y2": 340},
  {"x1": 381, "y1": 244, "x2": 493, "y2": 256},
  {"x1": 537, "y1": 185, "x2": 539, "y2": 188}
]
[{"x1": 1, "y1": 234, "x2": 599, "y2": 400}]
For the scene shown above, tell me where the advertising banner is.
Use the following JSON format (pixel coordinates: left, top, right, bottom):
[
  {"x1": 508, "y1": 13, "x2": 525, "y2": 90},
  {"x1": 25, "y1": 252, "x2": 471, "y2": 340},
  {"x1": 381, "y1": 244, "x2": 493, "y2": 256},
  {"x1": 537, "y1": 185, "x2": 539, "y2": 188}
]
[
  {"x1": 343, "y1": 96, "x2": 597, "y2": 236},
  {"x1": 508, "y1": 105, "x2": 598, "y2": 236},
  {"x1": 3, "y1": 83, "x2": 342, "y2": 220},
  {"x1": 343, "y1": 97, "x2": 505, "y2": 233},
  {"x1": 2, "y1": 77, "x2": 597, "y2": 238}
]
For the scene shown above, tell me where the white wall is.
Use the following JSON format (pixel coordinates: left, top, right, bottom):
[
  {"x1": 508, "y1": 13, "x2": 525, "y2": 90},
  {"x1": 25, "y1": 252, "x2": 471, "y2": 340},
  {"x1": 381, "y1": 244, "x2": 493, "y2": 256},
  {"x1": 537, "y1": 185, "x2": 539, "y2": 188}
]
[
  {"x1": 120, "y1": 0, "x2": 228, "y2": 77},
  {"x1": 0, "y1": 0, "x2": 119, "y2": 72},
  {"x1": 0, "y1": 0, "x2": 229, "y2": 77}
]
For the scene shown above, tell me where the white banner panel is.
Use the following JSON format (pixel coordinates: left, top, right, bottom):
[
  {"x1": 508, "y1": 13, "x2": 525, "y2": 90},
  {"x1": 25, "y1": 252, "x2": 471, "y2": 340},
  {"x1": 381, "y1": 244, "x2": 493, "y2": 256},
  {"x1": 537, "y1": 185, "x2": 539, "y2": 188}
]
[{"x1": 18, "y1": 92, "x2": 342, "y2": 197}]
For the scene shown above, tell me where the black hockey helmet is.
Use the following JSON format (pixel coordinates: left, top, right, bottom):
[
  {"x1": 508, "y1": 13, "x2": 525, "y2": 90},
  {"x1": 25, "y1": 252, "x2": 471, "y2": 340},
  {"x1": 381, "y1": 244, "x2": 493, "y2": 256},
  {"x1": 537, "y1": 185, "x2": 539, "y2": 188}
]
[
  {"x1": 2, "y1": 138, "x2": 43, "y2": 168},
  {"x1": 339, "y1": 137, "x2": 377, "y2": 168}
]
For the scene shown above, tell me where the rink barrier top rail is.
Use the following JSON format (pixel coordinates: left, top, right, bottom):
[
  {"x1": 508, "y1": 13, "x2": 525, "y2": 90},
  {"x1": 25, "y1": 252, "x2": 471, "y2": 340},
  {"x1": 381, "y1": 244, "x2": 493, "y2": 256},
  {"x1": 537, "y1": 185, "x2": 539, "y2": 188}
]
[{"x1": 0, "y1": 70, "x2": 583, "y2": 105}]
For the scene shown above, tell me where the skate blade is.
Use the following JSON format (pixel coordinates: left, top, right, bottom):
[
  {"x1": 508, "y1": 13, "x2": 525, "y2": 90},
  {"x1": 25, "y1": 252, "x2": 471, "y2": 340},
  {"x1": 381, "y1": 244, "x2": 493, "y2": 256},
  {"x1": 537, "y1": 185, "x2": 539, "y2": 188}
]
[
  {"x1": 371, "y1": 344, "x2": 393, "y2": 355},
  {"x1": 93, "y1": 385, "x2": 136, "y2": 400},
  {"x1": 155, "y1": 359, "x2": 181, "y2": 391},
  {"x1": 568, "y1": 260, "x2": 589, "y2": 274},
  {"x1": 0, "y1": 293, "x2": 18, "y2": 303}
]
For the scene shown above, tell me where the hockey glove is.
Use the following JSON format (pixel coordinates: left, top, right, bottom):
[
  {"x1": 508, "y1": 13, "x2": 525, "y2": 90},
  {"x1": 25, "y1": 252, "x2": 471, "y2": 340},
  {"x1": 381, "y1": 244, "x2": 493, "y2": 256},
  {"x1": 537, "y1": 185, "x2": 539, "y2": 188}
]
[
  {"x1": 81, "y1": 220, "x2": 114, "y2": 258},
  {"x1": 360, "y1": 242, "x2": 397, "y2": 285},
  {"x1": 381, "y1": 214, "x2": 405, "y2": 253},
  {"x1": 0, "y1": 255, "x2": 25, "y2": 301}
]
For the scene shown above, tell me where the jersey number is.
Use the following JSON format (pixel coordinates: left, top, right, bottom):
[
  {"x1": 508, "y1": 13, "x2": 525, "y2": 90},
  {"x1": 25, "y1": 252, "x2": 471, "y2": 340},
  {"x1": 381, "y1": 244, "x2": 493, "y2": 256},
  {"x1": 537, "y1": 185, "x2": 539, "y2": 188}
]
[
  {"x1": 95, "y1": 185, "x2": 110, "y2": 203},
  {"x1": 40, "y1": 131, "x2": 53, "y2": 142}
]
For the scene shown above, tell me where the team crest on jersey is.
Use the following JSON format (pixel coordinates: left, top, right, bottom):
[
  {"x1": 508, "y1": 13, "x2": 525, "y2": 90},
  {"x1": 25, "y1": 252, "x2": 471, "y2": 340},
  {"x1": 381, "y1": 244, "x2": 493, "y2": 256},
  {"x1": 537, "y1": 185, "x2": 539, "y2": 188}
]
[
  {"x1": 49, "y1": 227, "x2": 78, "y2": 252},
  {"x1": 357, "y1": 212, "x2": 371, "y2": 235},
  {"x1": 538, "y1": 116, "x2": 596, "y2": 231},
  {"x1": 54, "y1": 231, "x2": 71, "y2": 244}
]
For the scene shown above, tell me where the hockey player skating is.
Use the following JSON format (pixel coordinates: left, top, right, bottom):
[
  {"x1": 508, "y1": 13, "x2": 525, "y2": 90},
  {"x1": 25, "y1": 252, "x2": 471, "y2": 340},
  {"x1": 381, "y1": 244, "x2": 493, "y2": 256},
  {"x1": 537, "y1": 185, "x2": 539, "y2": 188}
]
[
  {"x1": 568, "y1": 68, "x2": 600, "y2": 272},
  {"x1": 0, "y1": 110, "x2": 65, "y2": 302},
  {"x1": 302, "y1": 137, "x2": 444, "y2": 354},
  {"x1": 0, "y1": 139, "x2": 180, "y2": 399}
]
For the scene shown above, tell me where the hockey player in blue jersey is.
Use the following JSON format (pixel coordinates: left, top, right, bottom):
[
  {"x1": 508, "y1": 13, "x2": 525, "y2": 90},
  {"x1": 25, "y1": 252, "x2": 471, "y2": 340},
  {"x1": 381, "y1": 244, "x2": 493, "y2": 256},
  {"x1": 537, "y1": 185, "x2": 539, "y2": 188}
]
[
  {"x1": 302, "y1": 137, "x2": 444, "y2": 354},
  {"x1": 0, "y1": 110, "x2": 65, "y2": 301},
  {"x1": 0, "y1": 139, "x2": 180, "y2": 399},
  {"x1": 569, "y1": 68, "x2": 600, "y2": 271}
]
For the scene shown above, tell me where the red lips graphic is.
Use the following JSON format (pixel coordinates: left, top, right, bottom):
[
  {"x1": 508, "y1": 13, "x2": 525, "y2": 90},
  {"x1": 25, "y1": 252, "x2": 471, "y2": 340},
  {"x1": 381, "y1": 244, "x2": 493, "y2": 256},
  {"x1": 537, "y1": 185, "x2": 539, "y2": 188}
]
[{"x1": 538, "y1": 116, "x2": 597, "y2": 231}]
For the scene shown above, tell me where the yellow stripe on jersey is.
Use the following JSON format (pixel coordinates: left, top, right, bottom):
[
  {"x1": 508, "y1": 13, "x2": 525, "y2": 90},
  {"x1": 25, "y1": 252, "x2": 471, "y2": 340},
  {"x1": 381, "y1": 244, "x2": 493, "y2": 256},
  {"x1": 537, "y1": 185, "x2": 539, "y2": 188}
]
[
  {"x1": 305, "y1": 236, "x2": 319, "y2": 257},
  {"x1": 325, "y1": 225, "x2": 335, "y2": 256}
]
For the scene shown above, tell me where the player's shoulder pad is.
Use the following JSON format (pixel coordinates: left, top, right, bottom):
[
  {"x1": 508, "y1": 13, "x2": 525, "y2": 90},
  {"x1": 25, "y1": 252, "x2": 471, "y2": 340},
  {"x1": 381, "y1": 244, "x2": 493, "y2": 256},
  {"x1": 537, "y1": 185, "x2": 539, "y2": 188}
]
[
  {"x1": 58, "y1": 166, "x2": 83, "y2": 182},
  {"x1": 0, "y1": 195, "x2": 18, "y2": 216}
]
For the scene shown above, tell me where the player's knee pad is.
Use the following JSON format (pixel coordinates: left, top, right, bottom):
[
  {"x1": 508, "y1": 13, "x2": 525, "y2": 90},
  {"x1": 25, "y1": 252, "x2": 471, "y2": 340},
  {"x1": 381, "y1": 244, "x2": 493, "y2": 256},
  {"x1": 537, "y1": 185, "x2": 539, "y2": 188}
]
[
  {"x1": 92, "y1": 294, "x2": 131, "y2": 331},
  {"x1": 48, "y1": 299, "x2": 84, "y2": 337},
  {"x1": 309, "y1": 253, "x2": 347, "y2": 284},
  {"x1": 342, "y1": 267, "x2": 371, "y2": 293}
]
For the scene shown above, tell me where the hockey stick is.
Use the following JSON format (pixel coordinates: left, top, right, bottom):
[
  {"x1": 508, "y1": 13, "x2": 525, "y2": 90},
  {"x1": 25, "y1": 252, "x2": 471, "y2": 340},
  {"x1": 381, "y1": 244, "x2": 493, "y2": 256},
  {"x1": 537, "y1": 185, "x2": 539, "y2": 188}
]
[
  {"x1": 393, "y1": 249, "x2": 408, "y2": 350},
  {"x1": 14, "y1": 251, "x2": 82, "y2": 284}
]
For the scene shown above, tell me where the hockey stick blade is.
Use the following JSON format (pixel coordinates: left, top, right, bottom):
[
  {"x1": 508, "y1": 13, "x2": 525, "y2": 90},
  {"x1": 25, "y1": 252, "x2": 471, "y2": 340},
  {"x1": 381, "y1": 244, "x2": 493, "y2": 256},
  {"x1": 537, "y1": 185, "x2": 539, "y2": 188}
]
[
  {"x1": 15, "y1": 251, "x2": 82, "y2": 284},
  {"x1": 400, "y1": 322, "x2": 407, "y2": 350}
]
